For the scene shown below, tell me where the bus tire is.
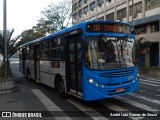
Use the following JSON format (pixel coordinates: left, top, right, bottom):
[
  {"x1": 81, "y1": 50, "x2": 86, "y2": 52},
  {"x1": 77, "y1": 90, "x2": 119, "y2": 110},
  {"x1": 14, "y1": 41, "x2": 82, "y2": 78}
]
[{"x1": 58, "y1": 80, "x2": 67, "y2": 99}]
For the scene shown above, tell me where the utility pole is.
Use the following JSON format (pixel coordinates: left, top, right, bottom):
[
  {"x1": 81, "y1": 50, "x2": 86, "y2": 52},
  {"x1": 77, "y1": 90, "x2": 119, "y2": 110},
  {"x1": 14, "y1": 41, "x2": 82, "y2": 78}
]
[
  {"x1": 3, "y1": 0, "x2": 7, "y2": 78},
  {"x1": 159, "y1": 10, "x2": 160, "y2": 68}
]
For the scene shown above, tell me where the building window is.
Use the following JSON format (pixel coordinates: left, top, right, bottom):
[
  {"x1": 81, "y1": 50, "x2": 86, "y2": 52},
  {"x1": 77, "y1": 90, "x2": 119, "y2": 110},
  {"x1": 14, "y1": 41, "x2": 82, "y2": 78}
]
[
  {"x1": 73, "y1": 3, "x2": 77, "y2": 11},
  {"x1": 97, "y1": 16, "x2": 104, "y2": 20},
  {"x1": 151, "y1": 22, "x2": 159, "y2": 32},
  {"x1": 117, "y1": 8, "x2": 126, "y2": 20},
  {"x1": 84, "y1": 6, "x2": 88, "y2": 14},
  {"x1": 146, "y1": 0, "x2": 160, "y2": 11},
  {"x1": 73, "y1": 13, "x2": 77, "y2": 20},
  {"x1": 129, "y1": 2, "x2": 142, "y2": 16},
  {"x1": 97, "y1": 0, "x2": 104, "y2": 7},
  {"x1": 84, "y1": 0, "x2": 88, "y2": 3},
  {"x1": 90, "y1": 2, "x2": 96, "y2": 11},
  {"x1": 135, "y1": 26, "x2": 147, "y2": 35},
  {"x1": 78, "y1": 9, "x2": 82, "y2": 17},
  {"x1": 78, "y1": 0, "x2": 82, "y2": 8},
  {"x1": 106, "y1": 12, "x2": 114, "y2": 20}
]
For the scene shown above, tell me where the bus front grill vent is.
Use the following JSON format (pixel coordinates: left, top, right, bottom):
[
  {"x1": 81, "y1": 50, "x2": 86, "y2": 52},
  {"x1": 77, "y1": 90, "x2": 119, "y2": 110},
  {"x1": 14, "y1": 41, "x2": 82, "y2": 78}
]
[{"x1": 100, "y1": 70, "x2": 135, "y2": 77}]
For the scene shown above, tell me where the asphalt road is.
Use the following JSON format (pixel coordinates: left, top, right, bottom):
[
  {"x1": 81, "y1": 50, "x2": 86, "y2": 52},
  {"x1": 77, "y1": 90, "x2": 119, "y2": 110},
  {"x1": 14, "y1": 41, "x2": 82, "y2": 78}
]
[{"x1": 0, "y1": 61, "x2": 159, "y2": 120}]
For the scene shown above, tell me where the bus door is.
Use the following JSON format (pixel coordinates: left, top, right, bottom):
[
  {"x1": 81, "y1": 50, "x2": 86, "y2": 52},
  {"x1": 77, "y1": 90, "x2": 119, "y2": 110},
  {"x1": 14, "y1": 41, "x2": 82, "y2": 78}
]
[
  {"x1": 66, "y1": 35, "x2": 82, "y2": 96},
  {"x1": 34, "y1": 44, "x2": 40, "y2": 80},
  {"x1": 22, "y1": 48, "x2": 26, "y2": 74}
]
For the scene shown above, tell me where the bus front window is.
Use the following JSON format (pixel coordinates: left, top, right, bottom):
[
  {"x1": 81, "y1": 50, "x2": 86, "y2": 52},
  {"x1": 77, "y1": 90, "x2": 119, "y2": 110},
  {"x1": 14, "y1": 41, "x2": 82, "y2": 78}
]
[{"x1": 84, "y1": 36, "x2": 135, "y2": 70}]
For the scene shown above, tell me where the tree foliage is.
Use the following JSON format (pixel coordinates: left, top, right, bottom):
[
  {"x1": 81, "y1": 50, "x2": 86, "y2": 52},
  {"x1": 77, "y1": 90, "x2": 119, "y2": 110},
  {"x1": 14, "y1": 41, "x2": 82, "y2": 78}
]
[
  {"x1": 20, "y1": 28, "x2": 45, "y2": 44},
  {"x1": 37, "y1": 0, "x2": 72, "y2": 34},
  {"x1": 0, "y1": 29, "x2": 21, "y2": 61},
  {"x1": 18, "y1": 0, "x2": 72, "y2": 46},
  {"x1": 0, "y1": 0, "x2": 72, "y2": 62}
]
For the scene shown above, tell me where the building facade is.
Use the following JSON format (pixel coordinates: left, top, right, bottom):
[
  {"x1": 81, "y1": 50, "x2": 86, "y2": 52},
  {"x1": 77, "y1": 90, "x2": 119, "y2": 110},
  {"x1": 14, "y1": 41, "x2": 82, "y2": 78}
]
[{"x1": 72, "y1": 0, "x2": 160, "y2": 67}]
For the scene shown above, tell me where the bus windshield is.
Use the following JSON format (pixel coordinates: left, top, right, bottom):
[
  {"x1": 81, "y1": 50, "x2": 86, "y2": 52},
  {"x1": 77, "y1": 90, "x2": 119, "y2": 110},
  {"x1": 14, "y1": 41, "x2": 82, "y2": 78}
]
[{"x1": 84, "y1": 36, "x2": 135, "y2": 70}]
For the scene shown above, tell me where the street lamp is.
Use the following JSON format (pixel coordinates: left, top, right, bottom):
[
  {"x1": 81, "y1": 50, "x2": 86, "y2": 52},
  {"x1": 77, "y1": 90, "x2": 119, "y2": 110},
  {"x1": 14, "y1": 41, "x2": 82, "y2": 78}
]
[{"x1": 3, "y1": 0, "x2": 7, "y2": 77}]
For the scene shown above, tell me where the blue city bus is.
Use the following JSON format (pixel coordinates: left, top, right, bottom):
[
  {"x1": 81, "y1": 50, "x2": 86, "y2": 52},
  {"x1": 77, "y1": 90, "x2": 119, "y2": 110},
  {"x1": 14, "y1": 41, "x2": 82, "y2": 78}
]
[{"x1": 19, "y1": 21, "x2": 139, "y2": 101}]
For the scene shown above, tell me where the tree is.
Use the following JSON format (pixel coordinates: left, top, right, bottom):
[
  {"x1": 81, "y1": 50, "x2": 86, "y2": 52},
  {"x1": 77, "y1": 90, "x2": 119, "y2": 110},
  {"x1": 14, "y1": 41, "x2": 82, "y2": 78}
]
[
  {"x1": 20, "y1": 27, "x2": 45, "y2": 43},
  {"x1": 0, "y1": 29, "x2": 21, "y2": 61},
  {"x1": 38, "y1": 0, "x2": 72, "y2": 34},
  {"x1": 17, "y1": 0, "x2": 72, "y2": 47}
]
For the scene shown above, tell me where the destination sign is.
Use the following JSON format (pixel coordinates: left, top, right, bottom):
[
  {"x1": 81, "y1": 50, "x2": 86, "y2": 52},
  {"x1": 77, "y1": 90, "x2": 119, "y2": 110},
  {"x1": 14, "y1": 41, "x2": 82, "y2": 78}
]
[{"x1": 86, "y1": 23, "x2": 133, "y2": 34}]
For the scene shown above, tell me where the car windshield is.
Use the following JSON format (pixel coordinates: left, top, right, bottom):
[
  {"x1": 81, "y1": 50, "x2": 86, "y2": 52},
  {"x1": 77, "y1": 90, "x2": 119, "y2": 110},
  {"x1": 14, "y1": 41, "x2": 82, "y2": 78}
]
[{"x1": 84, "y1": 36, "x2": 135, "y2": 70}]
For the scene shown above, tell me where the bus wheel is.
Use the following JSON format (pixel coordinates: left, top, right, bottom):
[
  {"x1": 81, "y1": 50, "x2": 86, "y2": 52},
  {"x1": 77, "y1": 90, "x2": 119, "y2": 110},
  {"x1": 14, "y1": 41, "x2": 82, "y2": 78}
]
[{"x1": 58, "y1": 80, "x2": 67, "y2": 98}]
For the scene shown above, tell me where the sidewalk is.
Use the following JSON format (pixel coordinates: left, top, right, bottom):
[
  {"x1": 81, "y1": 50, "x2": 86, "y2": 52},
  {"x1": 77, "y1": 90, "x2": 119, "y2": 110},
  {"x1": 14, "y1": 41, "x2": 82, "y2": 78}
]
[
  {"x1": 0, "y1": 62, "x2": 18, "y2": 94},
  {"x1": 0, "y1": 62, "x2": 26, "y2": 112}
]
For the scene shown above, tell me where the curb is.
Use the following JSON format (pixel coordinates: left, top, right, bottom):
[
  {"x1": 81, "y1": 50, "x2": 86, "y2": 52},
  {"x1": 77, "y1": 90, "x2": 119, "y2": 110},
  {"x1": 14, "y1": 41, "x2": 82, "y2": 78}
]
[{"x1": 0, "y1": 78, "x2": 17, "y2": 94}]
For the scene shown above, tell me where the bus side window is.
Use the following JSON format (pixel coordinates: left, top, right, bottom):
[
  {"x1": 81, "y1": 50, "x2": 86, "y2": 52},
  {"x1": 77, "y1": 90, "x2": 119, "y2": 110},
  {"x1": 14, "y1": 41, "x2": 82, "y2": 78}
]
[
  {"x1": 50, "y1": 37, "x2": 64, "y2": 60},
  {"x1": 40, "y1": 41, "x2": 50, "y2": 60},
  {"x1": 26, "y1": 47, "x2": 30, "y2": 60},
  {"x1": 69, "y1": 43, "x2": 75, "y2": 63},
  {"x1": 77, "y1": 42, "x2": 81, "y2": 63}
]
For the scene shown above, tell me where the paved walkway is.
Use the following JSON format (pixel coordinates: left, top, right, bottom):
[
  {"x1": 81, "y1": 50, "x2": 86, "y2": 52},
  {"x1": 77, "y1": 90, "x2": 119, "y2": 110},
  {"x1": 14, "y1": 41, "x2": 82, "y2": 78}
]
[
  {"x1": 0, "y1": 61, "x2": 25, "y2": 112},
  {"x1": 0, "y1": 61, "x2": 18, "y2": 94}
]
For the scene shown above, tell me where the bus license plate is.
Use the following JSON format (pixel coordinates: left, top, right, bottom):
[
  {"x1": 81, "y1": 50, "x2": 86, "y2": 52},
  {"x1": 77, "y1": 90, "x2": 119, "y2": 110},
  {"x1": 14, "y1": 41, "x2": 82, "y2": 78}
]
[{"x1": 116, "y1": 88, "x2": 124, "y2": 93}]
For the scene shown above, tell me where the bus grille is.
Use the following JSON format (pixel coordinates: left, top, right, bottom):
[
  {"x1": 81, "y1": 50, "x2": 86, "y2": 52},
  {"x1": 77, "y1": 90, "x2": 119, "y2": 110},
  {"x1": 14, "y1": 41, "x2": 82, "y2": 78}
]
[
  {"x1": 100, "y1": 86, "x2": 132, "y2": 96},
  {"x1": 108, "y1": 87, "x2": 131, "y2": 96},
  {"x1": 100, "y1": 70, "x2": 135, "y2": 78},
  {"x1": 106, "y1": 80, "x2": 132, "y2": 86}
]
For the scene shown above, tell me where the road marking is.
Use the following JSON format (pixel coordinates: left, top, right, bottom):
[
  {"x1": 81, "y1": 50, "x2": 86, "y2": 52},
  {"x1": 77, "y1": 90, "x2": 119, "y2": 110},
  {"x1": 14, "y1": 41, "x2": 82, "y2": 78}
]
[
  {"x1": 100, "y1": 101, "x2": 144, "y2": 120},
  {"x1": 67, "y1": 99, "x2": 108, "y2": 120},
  {"x1": 140, "y1": 79, "x2": 160, "y2": 85},
  {"x1": 129, "y1": 93, "x2": 160, "y2": 105},
  {"x1": 32, "y1": 89, "x2": 71, "y2": 120},
  {"x1": 140, "y1": 82, "x2": 160, "y2": 87},
  {"x1": 117, "y1": 96, "x2": 159, "y2": 113},
  {"x1": 139, "y1": 90, "x2": 146, "y2": 93},
  {"x1": 140, "y1": 77, "x2": 160, "y2": 82}
]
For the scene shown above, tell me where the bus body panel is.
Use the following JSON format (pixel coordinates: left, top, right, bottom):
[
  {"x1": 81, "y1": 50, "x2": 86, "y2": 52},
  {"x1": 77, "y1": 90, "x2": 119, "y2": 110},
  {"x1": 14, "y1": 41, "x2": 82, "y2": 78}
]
[
  {"x1": 82, "y1": 67, "x2": 139, "y2": 101},
  {"x1": 39, "y1": 61, "x2": 66, "y2": 88}
]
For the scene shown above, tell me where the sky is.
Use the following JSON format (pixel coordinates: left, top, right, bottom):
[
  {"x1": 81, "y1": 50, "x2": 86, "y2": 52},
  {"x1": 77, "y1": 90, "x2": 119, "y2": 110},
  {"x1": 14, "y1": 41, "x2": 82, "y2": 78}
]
[{"x1": 0, "y1": 0, "x2": 60, "y2": 37}]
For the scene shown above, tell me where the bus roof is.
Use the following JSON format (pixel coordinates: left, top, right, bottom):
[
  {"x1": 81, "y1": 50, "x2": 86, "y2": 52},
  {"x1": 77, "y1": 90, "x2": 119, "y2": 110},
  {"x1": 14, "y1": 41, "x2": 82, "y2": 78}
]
[{"x1": 20, "y1": 20, "x2": 133, "y2": 48}]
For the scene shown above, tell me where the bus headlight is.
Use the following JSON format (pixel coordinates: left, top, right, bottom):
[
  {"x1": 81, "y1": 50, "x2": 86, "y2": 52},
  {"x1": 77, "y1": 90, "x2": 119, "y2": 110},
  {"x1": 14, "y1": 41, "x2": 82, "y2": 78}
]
[
  {"x1": 136, "y1": 73, "x2": 139, "y2": 80},
  {"x1": 101, "y1": 84, "x2": 104, "y2": 88},
  {"x1": 95, "y1": 83, "x2": 98, "y2": 87},
  {"x1": 88, "y1": 77, "x2": 94, "y2": 84}
]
